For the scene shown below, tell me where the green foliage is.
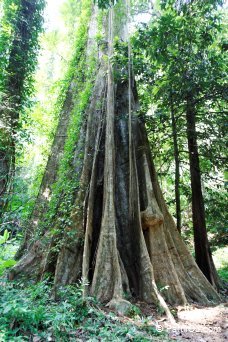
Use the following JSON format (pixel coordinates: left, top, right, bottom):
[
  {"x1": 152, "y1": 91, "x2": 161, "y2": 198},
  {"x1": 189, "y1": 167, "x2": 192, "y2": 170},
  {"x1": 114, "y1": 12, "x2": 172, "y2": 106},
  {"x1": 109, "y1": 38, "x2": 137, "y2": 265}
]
[
  {"x1": 36, "y1": 0, "x2": 96, "y2": 244},
  {"x1": 0, "y1": 229, "x2": 9, "y2": 244},
  {"x1": 213, "y1": 246, "x2": 228, "y2": 282},
  {"x1": 204, "y1": 186, "x2": 228, "y2": 251},
  {"x1": 0, "y1": 0, "x2": 45, "y2": 126},
  {"x1": 0, "y1": 0, "x2": 45, "y2": 223},
  {"x1": 0, "y1": 279, "x2": 164, "y2": 341},
  {"x1": 113, "y1": 37, "x2": 129, "y2": 82},
  {"x1": 60, "y1": 0, "x2": 82, "y2": 36},
  {"x1": 132, "y1": 0, "x2": 227, "y2": 245},
  {"x1": 126, "y1": 304, "x2": 142, "y2": 318},
  {"x1": 0, "y1": 0, "x2": 86, "y2": 235},
  {"x1": 1, "y1": 0, "x2": 95, "y2": 242},
  {"x1": 95, "y1": 0, "x2": 118, "y2": 9},
  {"x1": 218, "y1": 266, "x2": 228, "y2": 282},
  {"x1": 0, "y1": 0, "x2": 20, "y2": 89},
  {"x1": 0, "y1": 230, "x2": 17, "y2": 275}
]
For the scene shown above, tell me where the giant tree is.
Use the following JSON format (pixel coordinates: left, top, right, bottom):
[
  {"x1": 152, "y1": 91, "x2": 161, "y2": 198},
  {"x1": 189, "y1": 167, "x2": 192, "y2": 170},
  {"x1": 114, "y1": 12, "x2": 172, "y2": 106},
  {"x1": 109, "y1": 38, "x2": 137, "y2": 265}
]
[{"x1": 10, "y1": 0, "x2": 220, "y2": 320}]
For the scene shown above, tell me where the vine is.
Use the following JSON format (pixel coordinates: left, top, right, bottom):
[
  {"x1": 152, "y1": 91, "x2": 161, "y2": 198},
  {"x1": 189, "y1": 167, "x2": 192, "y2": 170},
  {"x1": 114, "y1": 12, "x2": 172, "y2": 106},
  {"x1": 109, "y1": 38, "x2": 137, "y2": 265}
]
[
  {"x1": 0, "y1": 0, "x2": 45, "y2": 218},
  {"x1": 32, "y1": 0, "x2": 98, "y2": 245},
  {"x1": 0, "y1": 0, "x2": 45, "y2": 130}
]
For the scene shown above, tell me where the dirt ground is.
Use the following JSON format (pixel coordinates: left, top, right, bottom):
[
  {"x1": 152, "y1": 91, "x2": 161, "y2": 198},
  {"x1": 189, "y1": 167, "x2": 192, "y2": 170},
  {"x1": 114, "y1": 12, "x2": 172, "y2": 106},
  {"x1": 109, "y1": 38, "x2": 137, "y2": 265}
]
[
  {"x1": 159, "y1": 304, "x2": 227, "y2": 341},
  {"x1": 107, "y1": 300, "x2": 227, "y2": 341}
]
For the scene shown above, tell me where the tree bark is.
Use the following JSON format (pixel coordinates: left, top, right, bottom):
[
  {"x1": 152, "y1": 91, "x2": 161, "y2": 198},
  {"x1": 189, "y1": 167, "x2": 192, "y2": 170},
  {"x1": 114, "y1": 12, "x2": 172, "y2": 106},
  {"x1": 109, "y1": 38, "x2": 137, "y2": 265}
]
[
  {"x1": 186, "y1": 93, "x2": 220, "y2": 289},
  {"x1": 15, "y1": 76, "x2": 78, "y2": 258},
  {"x1": 170, "y1": 91, "x2": 181, "y2": 233},
  {"x1": 0, "y1": 127, "x2": 12, "y2": 217},
  {"x1": 9, "y1": 1, "x2": 220, "y2": 319}
]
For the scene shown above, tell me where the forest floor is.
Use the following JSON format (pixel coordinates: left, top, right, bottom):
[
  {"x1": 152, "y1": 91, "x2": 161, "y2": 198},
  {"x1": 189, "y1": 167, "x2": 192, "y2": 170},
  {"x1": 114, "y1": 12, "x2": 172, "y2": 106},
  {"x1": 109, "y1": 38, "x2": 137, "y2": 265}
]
[
  {"x1": 0, "y1": 244, "x2": 227, "y2": 341},
  {"x1": 101, "y1": 300, "x2": 228, "y2": 342},
  {"x1": 161, "y1": 304, "x2": 227, "y2": 341},
  {"x1": 130, "y1": 301, "x2": 228, "y2": 342}
]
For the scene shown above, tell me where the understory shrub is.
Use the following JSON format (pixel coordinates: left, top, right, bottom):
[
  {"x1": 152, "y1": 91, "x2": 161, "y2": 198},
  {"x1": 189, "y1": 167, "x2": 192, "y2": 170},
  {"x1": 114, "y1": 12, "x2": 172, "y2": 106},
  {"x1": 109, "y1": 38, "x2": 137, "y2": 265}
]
[
  {"x1": 0, "y1": 230, "x2": 18, "y2": 276},
  {"x1": 0, "y1": 279, "x2": 165, "y2": 341}
]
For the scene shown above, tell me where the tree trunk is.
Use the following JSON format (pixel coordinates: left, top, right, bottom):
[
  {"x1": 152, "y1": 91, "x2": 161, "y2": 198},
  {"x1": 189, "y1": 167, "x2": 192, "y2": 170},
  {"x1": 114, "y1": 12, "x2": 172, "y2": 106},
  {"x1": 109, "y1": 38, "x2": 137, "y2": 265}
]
[
  {"x1": 15, "y1": 73, "x2": 78, "y2": 259},
  {"x1": 170, "y1": 91, "x2": 181, "y2": 233},
  {"x1": 9, "y1": 1, "x2": 220, "y2": 319},
  {"x1": 0, "y1": 125, "x2": 12, "y2": 217},
  {"x1": 0, "y1": 0, "x2": 44, "y2": 218},
  {"x1": 186, "y1": 93, "x2": 220, "y2": 289}
]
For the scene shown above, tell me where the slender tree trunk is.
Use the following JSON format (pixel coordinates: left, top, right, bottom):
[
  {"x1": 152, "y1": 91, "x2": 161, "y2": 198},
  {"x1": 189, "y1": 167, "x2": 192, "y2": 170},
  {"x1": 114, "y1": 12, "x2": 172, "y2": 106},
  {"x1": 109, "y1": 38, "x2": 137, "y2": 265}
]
[
  {"x1": 9, "y1": 1, "x2": 220, "y2": 320},
  {"x1": 0, "y1": 103, "x2": 15, "y2": 220},
  {"x1": 170, "y1": 91, "x2": 181, "y2": 233},
  {"x1": 0, "y1": 0, "x2": 43, "y2": 219},
  {"x1": 186, "y1": 94, "x2": 220, "y2": 289},
  {"x1": 0, "y1": 126, "x2": 12, "y2": 217},
  {"x1": 0, "y1": 149, "x2": 8, "y2": 212}
]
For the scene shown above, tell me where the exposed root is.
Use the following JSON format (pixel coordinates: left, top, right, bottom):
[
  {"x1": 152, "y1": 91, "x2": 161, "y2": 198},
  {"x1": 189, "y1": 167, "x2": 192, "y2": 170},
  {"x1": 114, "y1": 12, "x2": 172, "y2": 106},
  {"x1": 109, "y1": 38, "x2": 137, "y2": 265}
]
[{"x1": 107, "y1": 298, "x2": 132, "y2": 316}]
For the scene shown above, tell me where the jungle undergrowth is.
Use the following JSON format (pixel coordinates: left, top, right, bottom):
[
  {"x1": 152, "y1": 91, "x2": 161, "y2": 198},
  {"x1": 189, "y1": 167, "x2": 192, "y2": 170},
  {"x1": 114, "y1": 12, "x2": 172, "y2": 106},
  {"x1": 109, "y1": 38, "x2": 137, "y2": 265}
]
[{"x1": 0, "y1": 278, "x2": 165, "y2": 341}]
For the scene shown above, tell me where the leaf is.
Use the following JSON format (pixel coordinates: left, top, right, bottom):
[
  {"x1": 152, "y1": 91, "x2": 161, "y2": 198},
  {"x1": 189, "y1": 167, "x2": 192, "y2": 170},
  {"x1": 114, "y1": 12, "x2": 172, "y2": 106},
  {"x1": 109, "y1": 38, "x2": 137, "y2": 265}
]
[
  {"x1": 3, "y1": 304, "x2": 13, "y2": 314},
  {"x1": 0, "y1": 259, "x2": 17, "y2": 275},
  {"x1": 0, "y1": 230, "x2": 10, "y2": 245}
]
